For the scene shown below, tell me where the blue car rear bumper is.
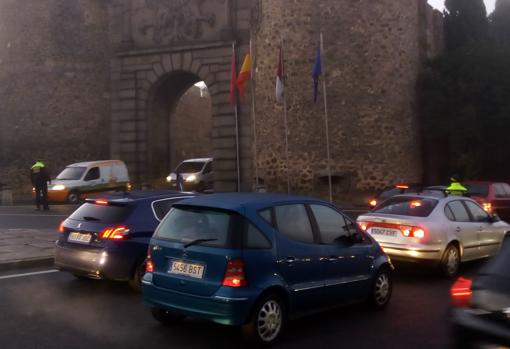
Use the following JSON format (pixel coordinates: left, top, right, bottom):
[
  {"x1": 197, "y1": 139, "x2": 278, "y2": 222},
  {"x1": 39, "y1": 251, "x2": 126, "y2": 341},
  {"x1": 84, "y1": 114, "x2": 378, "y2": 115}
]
[{"x1": 142, "y1": 275, "x2": 255, "y2": 326}]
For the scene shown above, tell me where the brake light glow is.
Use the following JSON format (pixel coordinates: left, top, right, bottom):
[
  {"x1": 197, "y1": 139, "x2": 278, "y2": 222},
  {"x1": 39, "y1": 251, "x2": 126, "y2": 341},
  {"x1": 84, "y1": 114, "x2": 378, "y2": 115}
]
[
  {"x1": 451, "y1": 277, "x2": 472, "y2": 308},
  {"x1": 99, "y1": 226, "x2": 130, "y2": 240},
  {"x1": 358, "y1": 221, "x2": 426, "y2": 239},
  {"x1": 482, "y1": 202, "x2": 492, "y2": 213},
  {"x1": 58, "y1": 221, "x2": 65, "y2": 233},
  {"x1": 222, "y1": 259, "x2": 247, "y2": 288},
  {"x1": 95, "y1": 200, "x2": 108, "y2": 205},
  {"x1": 146, "y1": 259, "x2": 154, "y2": 273},
  {"x1": 369, "y1": 199, "x2": 377, "y2": 207},
  {"x1": 396, "y1": 184, "x2": 409, "y2": 189}
]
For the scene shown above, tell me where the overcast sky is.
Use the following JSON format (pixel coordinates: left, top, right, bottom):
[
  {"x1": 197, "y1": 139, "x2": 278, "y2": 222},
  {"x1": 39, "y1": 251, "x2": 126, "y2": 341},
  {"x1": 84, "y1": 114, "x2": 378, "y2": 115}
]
[{"x1": 428, "y1": 0, "x2": 496, "y2": 14}]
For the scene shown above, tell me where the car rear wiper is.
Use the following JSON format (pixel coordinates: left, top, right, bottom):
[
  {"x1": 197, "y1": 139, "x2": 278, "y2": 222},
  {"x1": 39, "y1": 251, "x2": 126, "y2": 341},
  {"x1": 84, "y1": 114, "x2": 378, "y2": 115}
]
[
  {"x1": 184, "y1": 238, "x2": 218, "y2": 248},
  {"x1": 82, "y1": 216, "x2": 100, "y2": 221}
]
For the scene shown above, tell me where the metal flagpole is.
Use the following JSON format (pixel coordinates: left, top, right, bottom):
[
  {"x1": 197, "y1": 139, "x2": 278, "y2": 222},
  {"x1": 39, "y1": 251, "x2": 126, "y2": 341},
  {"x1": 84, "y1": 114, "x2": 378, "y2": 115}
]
[
  {"x1": 281, "y1": 37, "x2": 291, "y2": 194},
  {"x1": 233, "y1": 42, "x2": 241, "y2": 192},
  {"x1": 320, "y1": 32, "x2": 333, "y2": 203},
  {"x1": 249, "y1": 36, "x2": 259, "y2": 190}
]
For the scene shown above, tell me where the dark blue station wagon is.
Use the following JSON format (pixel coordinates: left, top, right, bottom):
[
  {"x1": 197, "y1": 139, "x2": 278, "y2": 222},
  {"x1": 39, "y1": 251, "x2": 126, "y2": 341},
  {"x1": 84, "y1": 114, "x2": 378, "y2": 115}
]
[{"x1": 142, "y1": 193, "x2": 393, "y2": 344}]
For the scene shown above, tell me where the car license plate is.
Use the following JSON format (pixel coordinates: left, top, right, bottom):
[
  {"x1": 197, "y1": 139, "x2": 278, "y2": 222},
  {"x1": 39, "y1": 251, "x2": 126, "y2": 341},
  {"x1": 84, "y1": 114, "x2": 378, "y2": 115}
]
[
  {"x1": 169, "y1": 261, "x2": 204, "y2": 279},
  {"x1": 369, "y1": 228, "x2": 398, "y2": 237},
  {"x1": 68, "y1": 232, "x2": 92, "y2": 244}
]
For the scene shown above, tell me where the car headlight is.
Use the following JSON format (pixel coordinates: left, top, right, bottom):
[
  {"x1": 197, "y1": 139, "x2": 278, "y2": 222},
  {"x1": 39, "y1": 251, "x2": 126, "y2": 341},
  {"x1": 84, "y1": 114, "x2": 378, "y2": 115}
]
[
  {"x1": 52, "y1": 185, "x2": 66, "y2": 191},
  {"x1": 166, "y1": 176, "x2": 172, "y2": 183},
  {"x1": 186, "y1": 175, "x2": 197, "y2": 183}
]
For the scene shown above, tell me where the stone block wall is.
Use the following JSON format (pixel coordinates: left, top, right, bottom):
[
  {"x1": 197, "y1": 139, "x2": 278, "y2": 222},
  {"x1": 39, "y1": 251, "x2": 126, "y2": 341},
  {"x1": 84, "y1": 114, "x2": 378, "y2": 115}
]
[
  {"x1": 252, "y1": 0, "x2": 442, "y2": 199},
  {"x1": 0, "y1": 0, "x2": 112, "y2": 193}
]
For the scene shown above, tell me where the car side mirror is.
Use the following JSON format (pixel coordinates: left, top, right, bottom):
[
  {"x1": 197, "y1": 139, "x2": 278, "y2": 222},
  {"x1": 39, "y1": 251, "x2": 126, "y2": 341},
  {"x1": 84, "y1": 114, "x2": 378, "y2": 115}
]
[{"x1": 488, "y1": 214, "x2": 500, "y2": 223}]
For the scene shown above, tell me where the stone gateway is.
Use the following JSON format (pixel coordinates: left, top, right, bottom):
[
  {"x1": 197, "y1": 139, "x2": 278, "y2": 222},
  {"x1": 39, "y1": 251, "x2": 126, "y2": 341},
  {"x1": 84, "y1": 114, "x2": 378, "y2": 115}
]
[{"x1": 0, "y1": 0, "x2": 442, "y2": 202}]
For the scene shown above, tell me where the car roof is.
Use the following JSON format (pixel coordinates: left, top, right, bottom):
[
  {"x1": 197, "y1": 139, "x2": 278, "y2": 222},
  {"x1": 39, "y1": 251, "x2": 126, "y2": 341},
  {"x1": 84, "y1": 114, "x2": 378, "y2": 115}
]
[
  {"x1": 86, "y1": 190, "x2": 196, "y2": 204},
  {"x1": 181, "y1": 158, "x2": 213, "y2": 163},
  {"x1": 174, "y1": 192, "x2": 327, "y2": 213},
  {"x1": 67, "y1": 160, "x2": 125, "y2": 167}
]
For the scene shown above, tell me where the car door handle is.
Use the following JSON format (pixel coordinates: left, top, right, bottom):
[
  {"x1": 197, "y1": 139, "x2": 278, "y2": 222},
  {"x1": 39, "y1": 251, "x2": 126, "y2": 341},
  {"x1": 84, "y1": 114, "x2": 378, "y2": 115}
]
[
  {"x1": 455, "y1": 227, "x2": 461, "y2": 232},
  {"x1": 284, "y1": 257, "x2": 296, "y2": 264}
]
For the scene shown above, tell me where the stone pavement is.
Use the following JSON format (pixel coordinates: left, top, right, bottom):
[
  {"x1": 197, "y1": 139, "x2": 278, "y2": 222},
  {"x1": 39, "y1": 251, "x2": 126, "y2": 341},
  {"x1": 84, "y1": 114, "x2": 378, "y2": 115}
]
[{"x1": 0, "y1": 228, "x2": 57, "y2": 271}]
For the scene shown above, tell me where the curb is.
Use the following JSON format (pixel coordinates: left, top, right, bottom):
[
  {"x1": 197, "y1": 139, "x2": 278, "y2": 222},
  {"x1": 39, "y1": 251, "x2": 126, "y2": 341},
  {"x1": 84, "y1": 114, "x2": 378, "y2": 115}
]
[{"x1": 0, "y1": 256, "x2": 54, "y2": 272}]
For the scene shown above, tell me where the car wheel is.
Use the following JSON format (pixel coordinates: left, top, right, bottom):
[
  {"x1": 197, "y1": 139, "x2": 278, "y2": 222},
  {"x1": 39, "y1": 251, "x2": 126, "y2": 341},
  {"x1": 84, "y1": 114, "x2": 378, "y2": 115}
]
[
  {"x1": 151, "y1": 308, "x2": 185, "y2": 325},
  {"x1": 368, "y1": 267, "x2": 392, "y2": 309},
  {"x1": 441, "y1": 245, "x2": 461, "y2": 277},
  {"x1": 242, "y1": 294, "x2": 285, "y2": 345},
  {"x1": 67, "y1": 191, "x2": 80, "y2": 204},
  {"x1": 128, "y1": 261, "x2": 145, "y2": 292}
]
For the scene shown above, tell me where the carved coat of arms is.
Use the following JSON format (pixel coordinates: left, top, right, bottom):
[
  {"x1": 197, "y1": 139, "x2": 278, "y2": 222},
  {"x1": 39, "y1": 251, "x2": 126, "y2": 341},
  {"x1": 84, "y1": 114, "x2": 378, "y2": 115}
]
[{"x1": 138, "y1": 0, "x2": 217, "y2": 44}]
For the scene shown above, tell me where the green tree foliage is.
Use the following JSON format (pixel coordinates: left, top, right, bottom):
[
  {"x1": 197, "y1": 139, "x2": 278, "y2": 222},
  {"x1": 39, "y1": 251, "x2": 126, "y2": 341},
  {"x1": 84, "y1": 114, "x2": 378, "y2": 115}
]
[
  {"x1": 490, "y1": 0, "x2": 510, "y2": 47},
  {"x1": 444, "y1": 0, "x2": 488, "y2": 51},
  {"x1": 420, "y1": 1, "x2": 510, "y2": 181}
]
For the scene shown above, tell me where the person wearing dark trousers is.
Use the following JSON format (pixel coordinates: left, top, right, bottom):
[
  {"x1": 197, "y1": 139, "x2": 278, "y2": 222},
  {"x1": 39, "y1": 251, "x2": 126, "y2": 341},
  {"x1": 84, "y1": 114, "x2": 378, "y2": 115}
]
[{"x1": 30, "y1": 160, "x2": 50, "y2": 211}]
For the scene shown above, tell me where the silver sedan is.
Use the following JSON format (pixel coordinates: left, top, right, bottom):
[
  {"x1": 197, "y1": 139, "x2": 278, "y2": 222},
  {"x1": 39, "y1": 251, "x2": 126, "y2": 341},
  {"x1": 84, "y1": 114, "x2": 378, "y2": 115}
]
[{"x1": 357, "y1": 193, "x2": 510, "y2": 276}]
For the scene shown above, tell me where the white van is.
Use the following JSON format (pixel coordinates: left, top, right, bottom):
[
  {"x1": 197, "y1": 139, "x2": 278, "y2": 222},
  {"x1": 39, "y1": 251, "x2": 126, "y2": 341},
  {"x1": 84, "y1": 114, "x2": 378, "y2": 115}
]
[{"x1": 48, "y1": 160, "x2": 130, "y2": 203}]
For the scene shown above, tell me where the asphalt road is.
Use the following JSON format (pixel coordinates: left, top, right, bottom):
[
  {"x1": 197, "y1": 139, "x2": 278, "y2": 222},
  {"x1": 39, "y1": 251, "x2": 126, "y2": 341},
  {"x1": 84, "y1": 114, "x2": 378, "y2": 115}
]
[
  {"x1": 0, "y1": 205, "x2": 78, "y2": 229},
  {"x1": 0, "y1": 204, "x2": 486, "y2": 349}
]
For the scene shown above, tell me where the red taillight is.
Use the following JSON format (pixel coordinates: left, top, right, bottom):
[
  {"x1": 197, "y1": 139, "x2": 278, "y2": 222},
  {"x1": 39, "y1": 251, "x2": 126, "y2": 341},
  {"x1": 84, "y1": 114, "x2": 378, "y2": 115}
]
[
  {"x1": 222, "y1": 259, "x2": 247, "y2": 288},
  {"x1": 369, "y1": 199, "x2": 377, "y2": 207},
  {"x1": 358, "y1": 221, "x2": 369, "y2": 231},
  {"x1": 58, "y1": 221, "x2": 65, "y2": 233},
  {"x1": 396, "y1": 184, "x2": 409, "y2": 189},
  {"x1": 146, "y1": 259, "x2": 154, "y2": 273},
  {"x1": 399, "y1": 225, "x2": 426, "y2": 239},
  {"x1": 95, "y1": 200, "x2": 108, "y2": 205},
  {"x1": 99, "y1": 226, "x2": 129, "y2": 240},
  {"x1": 451, "y1": 277, "x2": 472, "y2": 308}
]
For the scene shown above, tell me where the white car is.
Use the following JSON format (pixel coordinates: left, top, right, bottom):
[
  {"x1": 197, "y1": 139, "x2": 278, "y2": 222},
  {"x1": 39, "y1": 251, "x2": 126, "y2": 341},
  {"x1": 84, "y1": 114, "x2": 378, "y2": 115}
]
[
  {"x1": 166, "y1": 158, "x2": 213, "y2": 193},
  {"x1": 357, "y1": 192, "x2": 510, "y2": 276}
]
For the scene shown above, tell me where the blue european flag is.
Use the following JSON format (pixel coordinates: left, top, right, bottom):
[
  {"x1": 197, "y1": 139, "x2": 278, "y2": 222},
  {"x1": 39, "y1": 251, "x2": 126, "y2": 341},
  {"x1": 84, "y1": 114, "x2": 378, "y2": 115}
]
[{"x1": 312, "y1": 47, "x2": 322, "y2": 103}]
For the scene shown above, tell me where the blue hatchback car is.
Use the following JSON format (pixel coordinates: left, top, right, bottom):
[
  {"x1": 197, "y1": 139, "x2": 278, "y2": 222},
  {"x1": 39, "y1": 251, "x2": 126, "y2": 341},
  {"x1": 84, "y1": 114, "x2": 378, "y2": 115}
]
[
  {"x1": 142, "y1": 193, "x2": 393, "y2": 344},
  {"x1": 54, "y1": 191, "x2": 195, "y2": 291}
]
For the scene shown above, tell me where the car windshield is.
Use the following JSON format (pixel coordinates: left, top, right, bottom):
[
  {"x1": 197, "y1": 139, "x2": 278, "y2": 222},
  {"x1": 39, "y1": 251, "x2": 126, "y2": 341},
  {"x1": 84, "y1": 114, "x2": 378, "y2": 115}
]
[
  {"x1": 465, "y1": 183, "x2": 489, "y2": 197},
  {"x1": 68, "y1": 203, "x2": 132, "y2": 224},
  {"x1": 175, "y1": 161, "x2": 205, "y2": 173},
  {"x1": 56, "y1": 166, "x2": 87, "y2": 180},
  {"x1": 373, "y1": 197, "x2": 438, "y2": 217},
  {"x1": 154, "y1": 206, "x2": 232, "y2": 248}
]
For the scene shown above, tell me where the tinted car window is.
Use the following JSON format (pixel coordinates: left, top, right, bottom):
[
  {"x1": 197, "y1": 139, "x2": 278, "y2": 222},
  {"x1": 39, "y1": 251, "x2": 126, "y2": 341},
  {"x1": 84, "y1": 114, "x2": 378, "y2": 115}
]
[
  {"x1": 373, "y1": 197, "x2": 438, "y2": 217},
  {"x1": 203, "y1": 162, "x2": 212, "y2": 174},
  {"x1": 495, "y1": 184, "x2": 508, "y2": 198},
  {"x1": 464, "y1": 201, "x2": 489, "y2": 222},
  {"x1": 444, "y1": 205, "x2": 455, "y2": 221},
  {"x1": 152, "y1": 198, "x2": 187, "y2": 221},
  {"x1": 259, "y1": 209, "x2": 272, "y2": 224},
  {"x1": 56, "y1": 166, "x2": 86, "y2": 180},
  {"x1": 176, "y1": 162, "x2": 205, "y2": 173},
  {"x1": 155, "y1": 207, "x2": 232, "y2": 248},
  {"x1": 274, "y1": 204, "x2": 314, "y2": 244},
  {"x1": 447, "y1": 201, "x2": 471, "y2": 222},
  {"x1": 244, "y1": 222, "x2": 271, "y2": 249},
  {"x1": 310, "y1": 205, "x2": 349, "y2": 243},
  {"x1": 84, "y1": 167, "x2": 100, "y2": 181},
  {"x1": 465, "y1": 183, "x2": 489, "y2": 197},
  {"x1": 68, "y1": 203, "x2": 132, "y2": 224}
]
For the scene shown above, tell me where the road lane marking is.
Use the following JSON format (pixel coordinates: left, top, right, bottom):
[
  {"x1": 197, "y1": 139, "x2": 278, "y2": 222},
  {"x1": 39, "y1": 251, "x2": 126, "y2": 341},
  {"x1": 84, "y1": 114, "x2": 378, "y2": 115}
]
[
  {"x1": 0, "y1": 269, "x2": 59, "y2": 280},
  {"x1": 0, "y1": 213, "x2": 68, "y2": 217}
]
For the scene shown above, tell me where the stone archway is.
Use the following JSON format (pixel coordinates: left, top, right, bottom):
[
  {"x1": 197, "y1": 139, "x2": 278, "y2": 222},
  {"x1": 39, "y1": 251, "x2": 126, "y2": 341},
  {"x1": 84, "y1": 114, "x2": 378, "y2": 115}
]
[{"x1": 111, "y1": 44, "x2": 251, "y2": 192}]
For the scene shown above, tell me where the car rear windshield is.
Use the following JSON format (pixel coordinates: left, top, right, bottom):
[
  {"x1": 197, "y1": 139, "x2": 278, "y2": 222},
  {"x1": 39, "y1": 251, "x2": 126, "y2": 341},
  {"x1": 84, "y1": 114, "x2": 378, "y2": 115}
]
[
  {"x1": 68, "y1": 203, "x2": 132, "y2": 224},
  {"x1": 154, "y1": 206, "x2": 233, "y2": 248},
  {"x1": 56, "y1": 167, "x2": 86, "y2": 180},
  {"x1": 465, "y1": 183, "x2": 489, "y2": 197},
  {"x1": 373, "y1": 197, "x2": 438, "y2": 217},
  {"x1": 175, "y1": 162, "x2": 205, "y2": 173}
]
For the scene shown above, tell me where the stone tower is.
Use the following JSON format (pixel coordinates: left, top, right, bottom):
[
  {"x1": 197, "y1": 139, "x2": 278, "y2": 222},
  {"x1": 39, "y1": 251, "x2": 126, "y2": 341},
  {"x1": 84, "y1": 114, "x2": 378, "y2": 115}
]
[{"x1": 252, "y1": 0, "x2": 442, "y2": 198}]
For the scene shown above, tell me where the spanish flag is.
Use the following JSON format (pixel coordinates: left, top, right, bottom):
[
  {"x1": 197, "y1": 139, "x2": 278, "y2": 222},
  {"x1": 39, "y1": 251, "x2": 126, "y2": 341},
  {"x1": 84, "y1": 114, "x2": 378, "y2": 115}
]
[{"x1": 237, "y1": 53, "x2": 252, "y2": 100}]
